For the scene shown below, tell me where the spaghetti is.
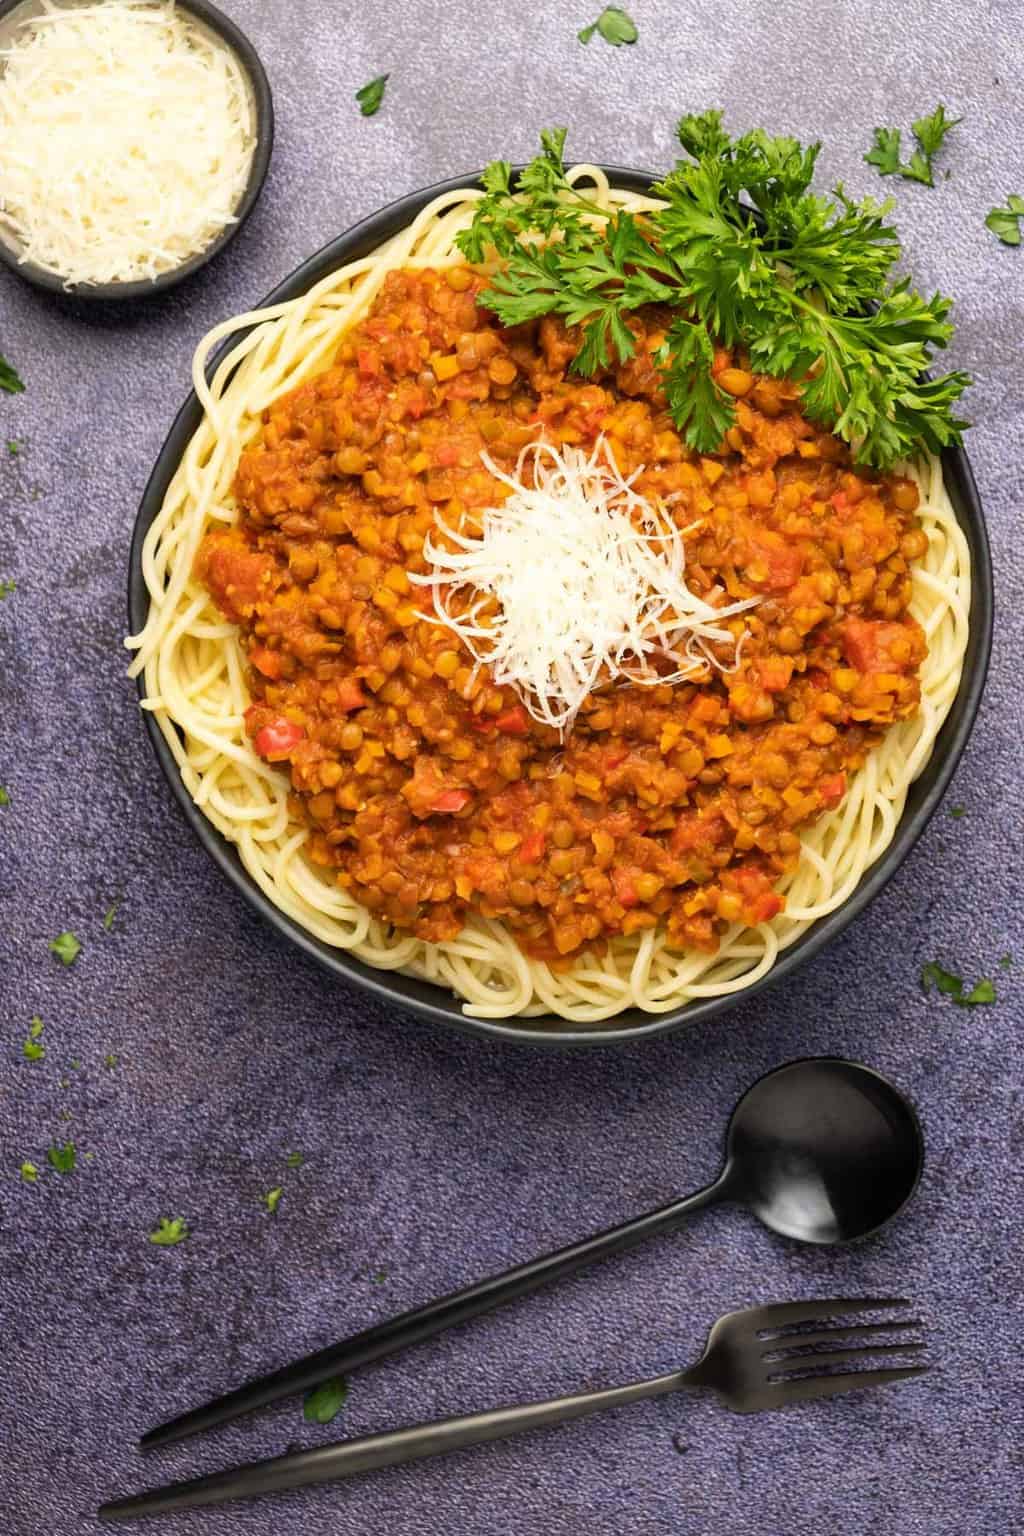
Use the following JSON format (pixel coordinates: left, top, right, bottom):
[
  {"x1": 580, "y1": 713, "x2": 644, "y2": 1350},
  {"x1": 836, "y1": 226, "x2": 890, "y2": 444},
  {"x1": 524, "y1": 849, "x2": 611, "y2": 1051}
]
[{"x1": 127, "y1": 170, "x2": 971, "y2": 1023}]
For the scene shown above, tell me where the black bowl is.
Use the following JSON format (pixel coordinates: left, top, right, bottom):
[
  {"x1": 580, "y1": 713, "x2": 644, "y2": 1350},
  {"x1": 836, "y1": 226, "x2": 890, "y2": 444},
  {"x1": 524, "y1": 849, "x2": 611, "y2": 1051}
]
[
  {"x1": 128, "y1": 168, "x2": 994, "y2": 1047},
  {"x1": 0, "y1": 0, "x2": 273, "y2": 300}
]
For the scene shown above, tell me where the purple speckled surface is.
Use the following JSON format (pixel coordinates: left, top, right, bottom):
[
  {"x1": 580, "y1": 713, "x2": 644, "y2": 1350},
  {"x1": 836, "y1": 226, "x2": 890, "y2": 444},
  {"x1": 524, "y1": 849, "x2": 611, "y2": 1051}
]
[{"x1": 1, "y1": 1, "x2": 1023, "y2": 1531}]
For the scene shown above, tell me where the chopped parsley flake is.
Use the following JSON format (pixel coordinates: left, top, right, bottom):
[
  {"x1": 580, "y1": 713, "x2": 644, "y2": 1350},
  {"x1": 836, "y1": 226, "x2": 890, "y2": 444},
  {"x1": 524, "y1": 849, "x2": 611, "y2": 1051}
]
[
  {"x1": 0, "y1": 578, "x2": 15, "y2": 599},
  {"x1": 355, "y1": 74, "x2": 388, "y2": 117},
  {"x1": 20, "y1": 1161, "x2": 39, "y2": 1183},
  {"x1": 948, "y1": 804, "x2": 966, "y2": 819},
  {"x1": 7, "y1": 439, "x2": 19, "y2": 456},
  {"x1": 102, "y1": 899, "x2": 120, "y2": 932},
  {"x1": 303, "y1": 1376, "x2": 349, "y2": 1424},
  {"x1": 865, "y1": 105, "x2": 961, "y2": 186},
  {"x1": 0, "y1": 786, "x2": 9, "y2": 806},
  {"x1": 105, "y1": 1053, "x2": 119, "y2": 1069},
  {"x1": 921, "y1": 961, "x2": 997, "y2": 1007},
  {"x1": 0, "y1": 352, "x2": 24, "y2": 393},
  {"x1": 998, "y1": 954, "x2": 1012, "y2": 970},
  {"x1": 578, "y1": 6, "x2": 638, "y2": 45},
  {"x1": 372, "y1": 1269, "x2": 388, "y2": 1285},
  {"x1": 29, "y1": 1016, "x2": 43, "y2": 1038},
  {"x1": 22, "y1": 1038, "x2": 45, "y2": 1061},
  {"x1": 263, "y1": 1186, "x2": 283, "y2": 1214},
  {"x1": 150, "y1": 1217, "x2": 189, "y2": 1246},
  {"x1": 285, "y1": 1150, "x2": 304, "y2": 1169},
  {"x1": 985, "y1": 195, "x2": 1024, "y2": 246},
  {"x1": 47, "y1": 1141, "x2": 76, "y2": 1174},
  {"x1": 49, "y1": 931, "x2": 81, "y2": 966}
]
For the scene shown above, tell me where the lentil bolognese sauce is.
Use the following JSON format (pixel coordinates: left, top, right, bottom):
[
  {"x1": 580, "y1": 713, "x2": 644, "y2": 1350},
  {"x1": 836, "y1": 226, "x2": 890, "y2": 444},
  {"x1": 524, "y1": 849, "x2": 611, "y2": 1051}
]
[
  {"x1": 196, "y1": 265, "x2": 929, "y2": 968},
  {"x1": 129, "y1": 165, "x2": 970, "y2": 1022}
]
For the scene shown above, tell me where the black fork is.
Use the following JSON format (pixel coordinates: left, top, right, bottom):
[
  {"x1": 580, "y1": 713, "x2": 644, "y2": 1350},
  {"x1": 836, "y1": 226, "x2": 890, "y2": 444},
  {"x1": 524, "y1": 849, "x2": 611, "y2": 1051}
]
[{"x1": 99, "y1": 1298, "x2": 927, "y2": 1522}]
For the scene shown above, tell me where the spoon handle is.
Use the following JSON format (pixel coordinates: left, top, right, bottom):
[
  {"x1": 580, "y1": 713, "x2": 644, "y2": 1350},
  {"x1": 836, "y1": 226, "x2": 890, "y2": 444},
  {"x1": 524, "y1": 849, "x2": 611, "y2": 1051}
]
[
  {"x1": 111, "y1": 1370, "x2": 692, "y2": 1520},
  {"x1": 139, "y1": 1175, "x2": 729, "y2": 1451}
]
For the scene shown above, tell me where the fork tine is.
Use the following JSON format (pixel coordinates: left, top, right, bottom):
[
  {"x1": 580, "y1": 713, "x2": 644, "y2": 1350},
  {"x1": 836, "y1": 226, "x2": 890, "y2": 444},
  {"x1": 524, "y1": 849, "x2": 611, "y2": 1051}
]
[
  {"x1": 770, "y1": 1364, "x2": 929, "y2": 1407},
  {"x1": 762, "y1": 1320, "x2": 923, "y2": 1355},
  {"x1": 767, "y1": 1341, "x2": 926, "y2": 1376},
  {"x1": 752, "y1": 1298, "x2": 910, "y2": 1334}
]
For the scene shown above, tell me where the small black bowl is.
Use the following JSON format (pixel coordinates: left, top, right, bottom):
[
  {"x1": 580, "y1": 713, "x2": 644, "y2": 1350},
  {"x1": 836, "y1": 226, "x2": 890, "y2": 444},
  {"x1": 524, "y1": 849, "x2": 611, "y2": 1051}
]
[
  {"x1": 0, "y1": 0, "x2": 273, "y2": 300},
  {"x1": 128, "y1": 168, "x2": 994, "y2": 1047}
]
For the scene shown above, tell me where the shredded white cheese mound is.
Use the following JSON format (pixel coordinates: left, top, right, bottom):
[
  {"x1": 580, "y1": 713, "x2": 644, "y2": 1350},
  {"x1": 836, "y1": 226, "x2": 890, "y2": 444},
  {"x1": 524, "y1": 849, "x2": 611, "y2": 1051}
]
[
  {"x1": 0, "y1": 0, "x2": 256, "y2": 286},
  {"x1": 412, "y1": 437, "x2": 760, "y2": 733}
]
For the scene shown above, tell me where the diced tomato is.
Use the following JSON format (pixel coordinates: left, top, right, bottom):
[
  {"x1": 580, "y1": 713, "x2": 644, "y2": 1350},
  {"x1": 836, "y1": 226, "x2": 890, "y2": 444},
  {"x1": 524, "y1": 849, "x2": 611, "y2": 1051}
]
[
  {"x1": 830, "y1": 490, "x2": 849, "y2": 512},
  {"x1": 611, "y1": 868, "x2": 639, "y2": 908},
  {"x1": 604, "y1": 746, "x2": 629, "y2": 770},
  {"x1": 253, "y1": 717, "x2": 304, "y2": 760},
  {"x1": 839, "y1": 619, "x2": 914, "y2": 674},
  {"x1": 748, "y1": 535, "x2": 803, "y2": 591},
  {"x1": 711, "y1": 348, "x2": 731, "y2": 377},
  {"x1": 434, "y1": 440, "x2": 459, "y2": 467},
  {"x1": 432, "y1": 789, "x2": 471, "y2": 814},
  {"x1": 750, "y1": 890, "x2": 784, "y2": 922},
  {"x1": 357, "y1": 347, "x2": 381, "y2": 377},
  {"x1": 519, "y1": 830, "x2": 546, "y2": 863},
  {"x1": 492, "y1": 705, "x2": 530, "y2": 736},
  {"x1": 336, "y1": 678, "x2": 366, "y2": 712},
  {"x1": 818, "y1": 772, "x2": 847, "y2": 808},
  {"x1": 670, "y1": 812, "x2": 727, "y2": 855},
  {"x1": 249, "y1": 646, "x2": 282, "y2": 680},
  {"x1": 199, "y1": 536, "x2": 274, "y2": 622},
  {"x1": 759, "y1": 657, "x2": 794, "y2": 693},
  {"x1": 730, "y1": 864, "x2": 784, "y2": 923}
]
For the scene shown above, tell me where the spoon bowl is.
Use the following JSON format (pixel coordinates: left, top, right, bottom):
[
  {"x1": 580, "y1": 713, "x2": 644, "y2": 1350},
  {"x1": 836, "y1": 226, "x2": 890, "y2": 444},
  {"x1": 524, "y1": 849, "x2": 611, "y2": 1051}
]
[{"x1": 724, "y1": 1058, "x2": 924, "y2": 1244}]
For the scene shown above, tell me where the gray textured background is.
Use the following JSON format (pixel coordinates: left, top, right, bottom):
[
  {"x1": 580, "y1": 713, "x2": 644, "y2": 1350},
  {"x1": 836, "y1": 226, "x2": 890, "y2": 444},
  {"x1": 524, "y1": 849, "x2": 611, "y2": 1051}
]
[{"x1": 1, "y1": 1, "x2": 1022, "y2": 1532}]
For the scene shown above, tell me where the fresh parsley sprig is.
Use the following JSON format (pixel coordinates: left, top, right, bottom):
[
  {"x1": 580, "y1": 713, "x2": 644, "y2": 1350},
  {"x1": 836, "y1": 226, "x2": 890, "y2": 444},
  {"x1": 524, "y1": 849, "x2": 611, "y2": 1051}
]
[{"x1": 457, "y1": 116, "x2": 970, "y2": 468}]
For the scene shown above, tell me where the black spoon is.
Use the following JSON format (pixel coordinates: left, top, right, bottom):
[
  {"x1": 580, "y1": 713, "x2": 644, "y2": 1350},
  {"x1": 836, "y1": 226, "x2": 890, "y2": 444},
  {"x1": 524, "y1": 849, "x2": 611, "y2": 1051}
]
[{"x1": 141, "y1": 1057, "x2": 923, "y2": 1451}]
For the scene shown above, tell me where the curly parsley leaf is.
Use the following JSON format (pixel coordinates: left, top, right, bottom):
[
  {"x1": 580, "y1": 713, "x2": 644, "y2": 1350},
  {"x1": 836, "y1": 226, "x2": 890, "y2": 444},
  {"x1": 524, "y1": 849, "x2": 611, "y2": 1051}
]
[
  {"x1": 150, "y1": 1217, "x2": 189, "y2": 1246},
  {"x1": 20, "y1": 1161, "x2": 39, "y2": 1183},
  {"x1": 47, "y1": 1141, "x2": 76, "y2": 1174},
  {"x1": 578, "y1": 6, "x2": 638, "y2": 45},
  {"x1": 355, "y1": 74, "x2": 388, "y2": 118},
  {"x1": 0, "y1": 353, "x2": 24, "y2": 394},
  {"x1": 961, "y1": 978, "x2": 996, "y2": 1006},
  {"x1": 866, "y1": 106, "x2": 960, "y2": 187},
  {"x1": 262, "y1": 1186, "x2": 283, "y2": 1214},
  {"x1": 49, "y1": 931, "x2": 81, "y2": 966},
  {"x1": 303, "y1": 1376, "x2": 349, "y2": 1424},
  {"x1": 985, "y1": 194, "x2": 1024, "y2": 246},
  {"x1": 460, "y1": 119, "x2": 969, "y2": 469},
  {"x1": 23, "y1": 1018, "x2": 45, "y2": 1061}
]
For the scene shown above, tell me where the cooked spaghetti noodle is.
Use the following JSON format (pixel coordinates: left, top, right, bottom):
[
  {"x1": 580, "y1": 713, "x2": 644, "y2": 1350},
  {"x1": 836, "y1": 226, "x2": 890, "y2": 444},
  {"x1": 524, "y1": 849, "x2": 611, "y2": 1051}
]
[{"x1": 127, "y1": 170, "x2": 970, "y2": 1023}]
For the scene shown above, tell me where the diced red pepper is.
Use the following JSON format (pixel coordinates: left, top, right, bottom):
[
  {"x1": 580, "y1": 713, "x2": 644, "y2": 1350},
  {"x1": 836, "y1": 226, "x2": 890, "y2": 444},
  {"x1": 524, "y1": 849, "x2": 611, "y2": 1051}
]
[
  {"x1": 819, "y1": 772, "x2": 847, "y2": 808},
  {"x1": 750, "y1": 890, "x2": 784, "y2": 922},
  {"x1": 357, "y1": 347, "x2": 381, "y2": 377},
  {"x1": 519, "y1": 830, "x2": 546, "y2": 863},
  {"x1": 758, "y1": 657, "x2": 794, "y2": 693},
  {"x1": 612, "y1": 868, "x2": 639, "y2": 908},
  {"x1": 431, "y1": 789, "x2": 471, "y2": 814},
  {"x1": 249, "y1": 646, "x2": 283, "y2": 680},
  {"x1": 336, "y1": 678, "x2": 366, "y2": 712},
  {"x1": 434, "y1": 440, "x2": 459, "y2": 467},
  {"x1": 253, "y1": 717, "x2": 304, "y2": 760},
  {"x1": 493, "y1": 705, "x2": 530, "y2": 736},
  {"x1": 830, "y1": 490, "x2": 849, "y2": 512}
]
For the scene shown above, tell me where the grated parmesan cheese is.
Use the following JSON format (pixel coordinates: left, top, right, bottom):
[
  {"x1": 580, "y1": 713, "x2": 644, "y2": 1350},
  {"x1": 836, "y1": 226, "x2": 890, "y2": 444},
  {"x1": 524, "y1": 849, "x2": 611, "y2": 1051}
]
[
  {"x1": 0, "y1": 0, "x2": 256, "y2": 286},
  {"x1": 411, "y1": 437, "x2": 760, "y2": 733}
]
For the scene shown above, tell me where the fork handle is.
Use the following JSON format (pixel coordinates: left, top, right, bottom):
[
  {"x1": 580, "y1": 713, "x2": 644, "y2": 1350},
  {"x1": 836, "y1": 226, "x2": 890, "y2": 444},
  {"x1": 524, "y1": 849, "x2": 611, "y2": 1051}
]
[{"x1": 101, "y1": 1369, "x2": 694, "y2": 1521}]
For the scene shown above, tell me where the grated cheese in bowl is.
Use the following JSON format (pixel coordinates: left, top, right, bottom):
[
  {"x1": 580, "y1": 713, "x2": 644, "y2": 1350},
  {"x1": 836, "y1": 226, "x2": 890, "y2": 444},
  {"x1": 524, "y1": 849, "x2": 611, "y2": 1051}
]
[{"x1": 0, "y1": 0, "x2": 258, "y2": 288}]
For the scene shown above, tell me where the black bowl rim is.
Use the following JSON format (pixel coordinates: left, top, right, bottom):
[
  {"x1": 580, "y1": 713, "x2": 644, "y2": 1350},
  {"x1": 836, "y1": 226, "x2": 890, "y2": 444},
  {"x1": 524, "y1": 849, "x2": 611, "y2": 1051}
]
[
  {"x1": 128, "y1": 165, "x2": 994, "y2": 1048},
  {"x1": 0, "y1": 0, "x2": 274, "y2": 301}
]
